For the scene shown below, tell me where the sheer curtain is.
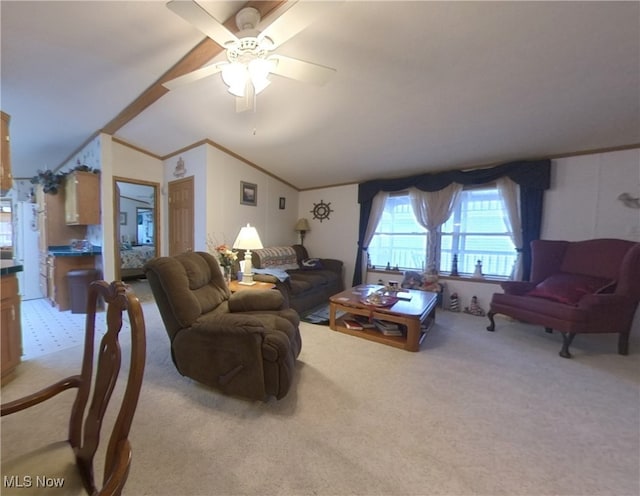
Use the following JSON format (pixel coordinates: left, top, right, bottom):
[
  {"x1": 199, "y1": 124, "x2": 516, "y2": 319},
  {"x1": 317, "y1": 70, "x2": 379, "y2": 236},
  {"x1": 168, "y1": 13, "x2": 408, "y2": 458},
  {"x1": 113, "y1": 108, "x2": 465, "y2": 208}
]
[
  {"x1": 359, "y1": 191, "x2": 389, "y2": 283},
  {"x1": 497, "y1": 176, "x2": 523, "y2": 280},
  {"x1": 409, "y1": 183, "x2": 462, "y2": 270}
]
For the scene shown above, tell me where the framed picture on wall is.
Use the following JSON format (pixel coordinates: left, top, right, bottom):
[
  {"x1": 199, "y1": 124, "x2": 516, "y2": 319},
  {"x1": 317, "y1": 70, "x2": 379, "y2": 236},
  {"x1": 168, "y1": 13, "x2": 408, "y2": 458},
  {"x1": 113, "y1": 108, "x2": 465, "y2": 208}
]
[
  {"x1": 119, "y1": 212, "x2": 127, "y2": 225},
  {"x1": 240, "y1": 181, "x2": 257, "y2": 206}
]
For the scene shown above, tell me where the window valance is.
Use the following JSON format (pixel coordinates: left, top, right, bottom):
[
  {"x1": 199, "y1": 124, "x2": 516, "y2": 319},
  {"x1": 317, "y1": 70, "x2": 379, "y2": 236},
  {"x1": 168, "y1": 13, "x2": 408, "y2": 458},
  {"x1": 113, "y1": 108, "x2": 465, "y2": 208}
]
[
  {"x1": 358, "y1": 160, "x2": 551, "y2": 205},
  {"x1": 353, "y1": 159, "x2": 552, "y2": 285}
]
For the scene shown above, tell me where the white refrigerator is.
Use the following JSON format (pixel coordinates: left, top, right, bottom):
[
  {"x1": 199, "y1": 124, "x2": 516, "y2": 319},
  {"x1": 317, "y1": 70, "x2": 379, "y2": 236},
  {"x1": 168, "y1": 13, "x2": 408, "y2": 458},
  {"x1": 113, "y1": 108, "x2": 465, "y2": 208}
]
[{"x1": 13, "y1": 201, "x2": 41, "y2": 300}]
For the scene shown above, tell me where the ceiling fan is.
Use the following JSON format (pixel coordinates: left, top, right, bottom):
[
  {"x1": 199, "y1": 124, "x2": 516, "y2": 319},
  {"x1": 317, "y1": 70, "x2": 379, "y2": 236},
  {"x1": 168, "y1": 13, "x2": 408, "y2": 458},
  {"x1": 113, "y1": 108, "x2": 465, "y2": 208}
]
[{"x1": 163, "y1": 0, "x2": 338, "y2": 112}]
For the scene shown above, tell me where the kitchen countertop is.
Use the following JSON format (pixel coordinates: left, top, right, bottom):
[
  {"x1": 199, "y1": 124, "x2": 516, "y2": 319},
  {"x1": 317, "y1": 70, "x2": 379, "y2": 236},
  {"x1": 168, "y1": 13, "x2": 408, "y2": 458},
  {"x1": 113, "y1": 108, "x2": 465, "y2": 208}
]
[
  {"x1": 48, "y1": 245, "x2": 102, "y2": 257},
  {"x1": 1, "y1": 260, "x2": 24, "y2": 276}
]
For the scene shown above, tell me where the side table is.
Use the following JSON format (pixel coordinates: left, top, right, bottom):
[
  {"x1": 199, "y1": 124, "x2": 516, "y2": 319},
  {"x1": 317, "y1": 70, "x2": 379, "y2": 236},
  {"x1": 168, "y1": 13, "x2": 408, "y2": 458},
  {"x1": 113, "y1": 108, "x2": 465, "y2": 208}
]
[{"x1": 228, "y1": 280, "x2": 276, "y2": 293}]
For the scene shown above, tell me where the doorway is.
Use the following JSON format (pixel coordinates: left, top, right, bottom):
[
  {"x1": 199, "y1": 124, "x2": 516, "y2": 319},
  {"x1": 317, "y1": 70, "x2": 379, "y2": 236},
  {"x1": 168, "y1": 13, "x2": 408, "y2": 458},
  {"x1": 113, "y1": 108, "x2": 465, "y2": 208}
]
[
  {"x1": 168, "y1": 176, "x2": 194, "y2": 256},
  {"x1": 113, "y1": 177, "x2": 160, "y2": 280}
]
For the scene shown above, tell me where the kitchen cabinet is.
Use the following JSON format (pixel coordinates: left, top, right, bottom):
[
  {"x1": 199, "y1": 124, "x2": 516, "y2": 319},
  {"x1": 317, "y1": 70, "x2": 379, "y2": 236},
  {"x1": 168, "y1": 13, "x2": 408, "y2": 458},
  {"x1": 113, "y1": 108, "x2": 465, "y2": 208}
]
[
  {"x1": 65, "y1": 171, "x2": 100, "y2": 225},
  {"x1": 1, "y1": 111, "x2": 11, "y2": 192},
  {"x1": 36, "y1": 185, "x2": 87, "y2": 300},
  {"x1": 1, "y1": 272, "x2": 22, "y2": 384}
]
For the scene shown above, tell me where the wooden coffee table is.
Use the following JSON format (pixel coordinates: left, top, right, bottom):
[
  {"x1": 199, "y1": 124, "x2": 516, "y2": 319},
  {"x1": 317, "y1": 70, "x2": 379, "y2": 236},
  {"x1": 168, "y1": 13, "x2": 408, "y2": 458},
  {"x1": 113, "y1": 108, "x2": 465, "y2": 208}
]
[{"x1": 329, "y1": 284, "x2": 438, "y2": 352}]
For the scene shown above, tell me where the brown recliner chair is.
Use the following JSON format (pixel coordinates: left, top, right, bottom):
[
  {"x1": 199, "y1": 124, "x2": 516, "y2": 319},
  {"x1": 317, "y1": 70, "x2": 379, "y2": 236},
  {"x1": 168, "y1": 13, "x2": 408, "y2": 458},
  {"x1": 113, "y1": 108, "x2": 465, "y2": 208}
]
[
  {"x1": 487, "y1": 239, "x2": 640, "y2": 358},
  {"x1": 144, "y1": 251, "x2": 302, "y2": 401}
]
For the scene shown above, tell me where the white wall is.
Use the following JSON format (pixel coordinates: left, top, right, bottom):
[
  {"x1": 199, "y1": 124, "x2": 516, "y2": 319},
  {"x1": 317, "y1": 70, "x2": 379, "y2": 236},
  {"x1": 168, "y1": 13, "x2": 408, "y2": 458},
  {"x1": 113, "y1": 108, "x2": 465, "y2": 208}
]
[
  {"x1": 108, "y1": 140, "x2": 164, "y2": 279},
  {"x1": 543, "y1": 148, "x2": 640, "y2": 241},
  {"x1": 163, "y1": 146, "x2": 208, "y2": 252},
  {"x1": 60, "y1": 136, "x2": 164, "y2": 280},
  {"x1": 35, "y1": 136, "x2": 640, "y2": 325},
  {"x1": 163, "y1": 143, "x2": 299, "y2": 253},
  {"x1": 299, "y1": 184, "x2": 360, "y2": 289},
  {"x1": 307, "y1": 148, "x2": 639, "y2": 311}
]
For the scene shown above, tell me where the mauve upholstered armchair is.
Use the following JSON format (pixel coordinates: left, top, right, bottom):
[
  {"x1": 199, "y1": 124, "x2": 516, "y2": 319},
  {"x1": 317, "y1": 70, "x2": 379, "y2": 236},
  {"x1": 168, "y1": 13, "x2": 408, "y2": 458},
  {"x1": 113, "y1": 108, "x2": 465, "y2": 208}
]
[
  {"x1": 487, "y1": 239, "x2": 640, "y2": 358},
  {"x1": 144, "y1": 251, "x2": 302, "y2": 401}
]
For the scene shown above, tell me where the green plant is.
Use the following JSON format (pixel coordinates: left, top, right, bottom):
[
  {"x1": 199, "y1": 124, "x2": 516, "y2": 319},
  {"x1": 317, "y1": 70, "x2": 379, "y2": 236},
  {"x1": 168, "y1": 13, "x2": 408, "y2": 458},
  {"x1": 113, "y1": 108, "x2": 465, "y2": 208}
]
[
  {"x1": 30, "y1": 169, "x2": 66, "y2": 194},
  {"x1": 30, "y1": 164, "x2": 100, "y2": 195}
]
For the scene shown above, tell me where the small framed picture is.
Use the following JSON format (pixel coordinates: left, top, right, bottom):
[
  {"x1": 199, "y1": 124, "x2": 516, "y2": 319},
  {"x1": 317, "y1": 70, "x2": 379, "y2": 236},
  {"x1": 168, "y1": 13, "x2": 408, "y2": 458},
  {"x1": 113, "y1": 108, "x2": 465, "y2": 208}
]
[
  {"x1": 240, "y1": 181, "x2": 257, "y2": 206},
  {"x1": 119, "y1": 212, "x2": 127, "y2": 225},
  {"x1": 279, "y1": 197, "x2": 286, "y2": 210}
]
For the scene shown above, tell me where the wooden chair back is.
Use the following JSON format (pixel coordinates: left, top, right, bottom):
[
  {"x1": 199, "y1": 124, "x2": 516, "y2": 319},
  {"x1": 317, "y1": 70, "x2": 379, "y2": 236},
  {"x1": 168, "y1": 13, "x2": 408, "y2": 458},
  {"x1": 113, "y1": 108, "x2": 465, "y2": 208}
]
[
  {"x1": 78, "y1": 280, "x2": 147, "y2": 494},
  {"x1": 1, "y1": 280, "x2": 146, "y2": 495}
]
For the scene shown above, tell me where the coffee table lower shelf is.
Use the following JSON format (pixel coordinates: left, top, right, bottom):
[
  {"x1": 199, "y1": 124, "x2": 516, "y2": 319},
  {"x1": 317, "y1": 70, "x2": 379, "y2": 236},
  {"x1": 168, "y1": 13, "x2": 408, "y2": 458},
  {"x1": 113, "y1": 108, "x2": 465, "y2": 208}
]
[{"x1": 329, "y1": 302, "x2": 435, "y2": 352}]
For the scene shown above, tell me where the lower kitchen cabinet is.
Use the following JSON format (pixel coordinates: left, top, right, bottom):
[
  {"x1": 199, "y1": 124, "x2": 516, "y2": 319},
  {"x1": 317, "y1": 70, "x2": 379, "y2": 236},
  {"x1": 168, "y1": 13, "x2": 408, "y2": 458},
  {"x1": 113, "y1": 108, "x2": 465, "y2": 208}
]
[{"x1": 1, "y1": 273, "x2": 22, "y2": 384}]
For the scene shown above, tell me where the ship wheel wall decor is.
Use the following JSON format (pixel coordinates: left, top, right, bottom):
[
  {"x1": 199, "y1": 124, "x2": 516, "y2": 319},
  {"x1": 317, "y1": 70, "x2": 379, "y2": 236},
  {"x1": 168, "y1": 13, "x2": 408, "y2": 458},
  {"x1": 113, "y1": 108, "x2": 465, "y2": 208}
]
[{"x1": 311, "y1": 200, "x2": 333, "y2": 222}]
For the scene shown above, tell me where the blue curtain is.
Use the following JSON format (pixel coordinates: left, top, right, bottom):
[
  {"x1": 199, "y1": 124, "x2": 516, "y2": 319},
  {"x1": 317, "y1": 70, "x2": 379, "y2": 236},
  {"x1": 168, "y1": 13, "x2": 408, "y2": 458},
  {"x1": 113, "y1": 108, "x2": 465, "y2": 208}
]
[{"x1": 353, "y1": 160, "x2": 551, "y2": 285}]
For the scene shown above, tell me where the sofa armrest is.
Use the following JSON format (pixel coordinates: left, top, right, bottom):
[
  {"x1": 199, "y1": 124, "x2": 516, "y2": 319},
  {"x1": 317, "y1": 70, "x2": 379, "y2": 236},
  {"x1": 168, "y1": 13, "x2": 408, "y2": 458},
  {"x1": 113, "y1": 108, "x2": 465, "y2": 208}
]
[
  {"x1": 319, "y1": 258, "x2": 343, "y2": 273},
  {"x1": 252, "y1": 273, "x2": 279, "y2": 284},
  {"x1": 500, "y1": 281, "x2": 536, "y2": 295},
  {"x1": 229, "y1": 290, "x2": 286, "y2": 312}
]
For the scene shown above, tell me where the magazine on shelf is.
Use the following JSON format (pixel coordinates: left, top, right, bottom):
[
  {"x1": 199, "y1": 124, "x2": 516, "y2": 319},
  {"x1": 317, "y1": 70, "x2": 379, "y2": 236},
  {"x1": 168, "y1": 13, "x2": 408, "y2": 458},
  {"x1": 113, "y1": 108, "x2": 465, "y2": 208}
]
[
  {"x1": 353, "y1": 315, "x2": 377, "y2": 329},
  {"x1": 343, "y1": 319, "x2": 363, "y2": 330},
  {"x1": 372, "y1": 319, "x2": 403, "y2": 336}
]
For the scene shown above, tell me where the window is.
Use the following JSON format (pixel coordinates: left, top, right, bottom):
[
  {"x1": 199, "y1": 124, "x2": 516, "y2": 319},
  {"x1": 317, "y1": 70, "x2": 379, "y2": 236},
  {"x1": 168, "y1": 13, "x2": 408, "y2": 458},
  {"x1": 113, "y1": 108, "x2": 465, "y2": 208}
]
[
  {"x1": 440, "y1": 188, "x2": 516, "y2": 277},
  {"x1": 367, "y1": 194, "x2": 428, "y2": 270},
  {"x1": 368, "y1": 186, "x2": 516, "y2": 277}
]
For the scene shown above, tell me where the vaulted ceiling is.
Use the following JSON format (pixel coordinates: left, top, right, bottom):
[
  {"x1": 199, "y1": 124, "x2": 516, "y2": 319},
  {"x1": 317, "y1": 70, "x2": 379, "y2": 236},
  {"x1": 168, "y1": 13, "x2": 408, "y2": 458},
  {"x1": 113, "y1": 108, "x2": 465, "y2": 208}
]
[{"x1": 2, "y1": 1, "x2": 639, "y2": 191}]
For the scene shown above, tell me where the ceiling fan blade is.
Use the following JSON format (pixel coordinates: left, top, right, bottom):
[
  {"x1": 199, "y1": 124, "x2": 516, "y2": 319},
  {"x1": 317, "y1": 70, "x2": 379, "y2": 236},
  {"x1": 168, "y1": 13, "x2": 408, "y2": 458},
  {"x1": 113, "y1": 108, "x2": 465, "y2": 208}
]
[
  {"x1": 162, "y1": 63, "x2": 224, "y2": 90},
  {"x1": 259, "y1": 1, "x2": 341, "y2": 49},
  {"x1": 167, "y1": 0, "x2": 238, "y2": 47},
  {"x1": 270, "y1": 55, "x2": 335, "y2": 86}
]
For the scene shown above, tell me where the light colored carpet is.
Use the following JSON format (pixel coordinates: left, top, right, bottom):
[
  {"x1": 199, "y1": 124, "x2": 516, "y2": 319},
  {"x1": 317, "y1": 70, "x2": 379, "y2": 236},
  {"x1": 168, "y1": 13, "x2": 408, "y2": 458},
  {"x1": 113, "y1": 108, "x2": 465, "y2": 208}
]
[{"x1": 2, "y1": 298, "x2": 639, "y2": 496}]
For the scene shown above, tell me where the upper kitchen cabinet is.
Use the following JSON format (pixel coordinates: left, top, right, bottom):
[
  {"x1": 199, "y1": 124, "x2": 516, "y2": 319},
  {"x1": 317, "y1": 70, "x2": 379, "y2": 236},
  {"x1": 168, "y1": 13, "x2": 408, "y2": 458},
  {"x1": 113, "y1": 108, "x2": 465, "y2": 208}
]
[
  {"x1": 1, "y1": 112, "x2": 12, "y2": 193},
  {"x1": 65, "y1": 171, "x2": 100, "y2": 225}
]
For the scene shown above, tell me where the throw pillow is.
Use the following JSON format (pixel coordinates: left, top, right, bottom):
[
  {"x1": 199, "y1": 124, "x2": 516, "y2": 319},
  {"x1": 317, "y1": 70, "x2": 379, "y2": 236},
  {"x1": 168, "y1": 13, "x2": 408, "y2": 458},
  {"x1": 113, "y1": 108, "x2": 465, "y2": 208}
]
[
  {"x1": 527, "y1": 273, "x2": 613, "y2": 305},
  {"x1": 300, "y1": 258, "x2": 323, "y2": 270}
]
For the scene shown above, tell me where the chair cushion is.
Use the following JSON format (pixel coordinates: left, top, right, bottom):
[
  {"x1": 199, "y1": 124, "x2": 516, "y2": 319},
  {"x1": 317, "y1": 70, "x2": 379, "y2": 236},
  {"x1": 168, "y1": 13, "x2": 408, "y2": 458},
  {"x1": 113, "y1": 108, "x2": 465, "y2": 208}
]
[
  {"x1": 491, "y1": 292, "x2": 590, "y2": 323},
  {"x1": 526, "y1": 273, "x2": 613, "y2": 305},
  {"x1": 1, "y1": 441, "x2": 85, "y2": 495},
  {"x1": 288, "y1": 278, "x2": 313, "y2": 295}
]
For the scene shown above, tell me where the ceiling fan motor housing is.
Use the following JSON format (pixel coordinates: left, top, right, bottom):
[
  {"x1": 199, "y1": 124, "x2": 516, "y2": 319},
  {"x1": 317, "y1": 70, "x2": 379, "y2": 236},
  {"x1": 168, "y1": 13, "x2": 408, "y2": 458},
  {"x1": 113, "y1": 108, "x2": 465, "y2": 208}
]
[
  {"x1": 226, "y1": 7, "x2": 274, "y2": 64},
  {"x1": 235, "y1": 7, "x2": 261, "y2": 31}
]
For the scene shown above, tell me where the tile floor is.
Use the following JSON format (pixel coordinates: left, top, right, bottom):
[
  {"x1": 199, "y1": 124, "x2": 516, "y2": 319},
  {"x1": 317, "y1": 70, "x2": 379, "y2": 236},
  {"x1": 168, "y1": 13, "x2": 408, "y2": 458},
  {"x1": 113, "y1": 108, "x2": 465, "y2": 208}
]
[
  {"x1": 20, "y1": 298, "x2": 88, "y2": 359},
  {"x1": 20, "y1": 279, "x2": 153, "y2": 360}
]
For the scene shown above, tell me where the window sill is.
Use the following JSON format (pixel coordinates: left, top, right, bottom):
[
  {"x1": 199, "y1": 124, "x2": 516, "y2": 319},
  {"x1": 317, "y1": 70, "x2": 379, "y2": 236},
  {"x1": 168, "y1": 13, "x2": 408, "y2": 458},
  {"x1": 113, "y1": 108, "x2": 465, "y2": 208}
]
[{"x1": 367, "y1": 269, "x2": 506, "y2": 285}]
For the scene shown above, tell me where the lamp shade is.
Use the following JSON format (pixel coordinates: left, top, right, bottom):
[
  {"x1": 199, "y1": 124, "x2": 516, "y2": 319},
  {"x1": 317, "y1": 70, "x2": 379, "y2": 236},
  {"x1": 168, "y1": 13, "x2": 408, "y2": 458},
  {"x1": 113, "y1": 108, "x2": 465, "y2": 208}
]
[
  {"x1": 295, "y1": 218, "x2": 311, "y2": 232},
  {"x1": 233, "y1": 224, "x2": 263, "y2": 250}
]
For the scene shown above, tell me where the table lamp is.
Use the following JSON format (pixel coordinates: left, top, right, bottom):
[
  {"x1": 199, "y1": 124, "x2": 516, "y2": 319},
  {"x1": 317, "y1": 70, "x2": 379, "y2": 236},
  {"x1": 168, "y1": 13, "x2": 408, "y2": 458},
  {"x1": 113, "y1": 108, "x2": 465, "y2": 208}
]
[
  {"x1": 294, "y1": 218, "x2": 311, "y2": 246},
  {"x1": 233, "y1": 223, "x2": 263, "y2": 285}
]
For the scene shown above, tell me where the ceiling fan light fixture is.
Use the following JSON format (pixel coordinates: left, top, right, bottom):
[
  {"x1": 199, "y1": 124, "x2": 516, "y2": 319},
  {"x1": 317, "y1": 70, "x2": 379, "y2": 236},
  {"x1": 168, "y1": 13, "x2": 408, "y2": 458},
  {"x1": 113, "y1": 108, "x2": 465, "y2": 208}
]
[
  {"x1": 248, "y1": 58, "x2": 273, "y2": 94},
  {"x1": 164, "y1": 1, "x2": 338, "y2": 111},
  {"x1": 221, "y1": 63, "x2": 248, "y2": 96}
]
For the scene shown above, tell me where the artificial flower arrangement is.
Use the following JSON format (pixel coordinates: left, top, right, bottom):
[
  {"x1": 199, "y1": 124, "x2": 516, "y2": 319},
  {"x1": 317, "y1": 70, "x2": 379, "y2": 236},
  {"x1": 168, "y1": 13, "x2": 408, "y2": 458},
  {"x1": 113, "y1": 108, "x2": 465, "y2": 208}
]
[
  {"x1": 207, "y1": 235, "x2": 237, "y2": 268},
  {"x1": 216, "y1": 244, "x2": 237, "y2": 268}
]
